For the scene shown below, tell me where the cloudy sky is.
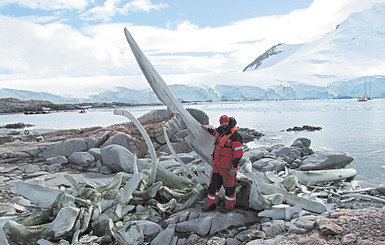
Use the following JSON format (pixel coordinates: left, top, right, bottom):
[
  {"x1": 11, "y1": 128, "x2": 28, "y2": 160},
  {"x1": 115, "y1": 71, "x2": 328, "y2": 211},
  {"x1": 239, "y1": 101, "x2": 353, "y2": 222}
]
[{"x1": 0, "y1": 0, "x2": 383, "y2": 94}]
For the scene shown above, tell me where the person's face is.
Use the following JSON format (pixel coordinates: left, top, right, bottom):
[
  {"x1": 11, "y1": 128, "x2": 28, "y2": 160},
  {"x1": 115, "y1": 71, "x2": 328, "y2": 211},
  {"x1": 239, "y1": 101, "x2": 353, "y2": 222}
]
[{"x1": 220, "y1": 121, "x2": 229, "y2": 128}]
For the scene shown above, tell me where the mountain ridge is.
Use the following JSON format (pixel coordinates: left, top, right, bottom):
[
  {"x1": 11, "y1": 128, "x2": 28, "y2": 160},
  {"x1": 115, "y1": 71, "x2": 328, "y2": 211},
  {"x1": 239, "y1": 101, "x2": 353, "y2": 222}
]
[{"x1": 1, "y1": 75, "x2": 384, "y2": 104}]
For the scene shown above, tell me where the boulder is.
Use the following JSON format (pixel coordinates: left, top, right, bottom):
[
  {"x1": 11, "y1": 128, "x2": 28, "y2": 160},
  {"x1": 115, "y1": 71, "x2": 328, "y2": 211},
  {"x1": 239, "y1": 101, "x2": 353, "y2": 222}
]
[
  {"x1": 252, "y1": 159, "x2": 285, "y2": 172},
  {"x1": 45, "y1": 156, "x2": 68, "y2": 165},
  {"x1": 68, "y1": 152, "x2": 95, "y2": 169},
  {"x1": 88, "y1": 148, "x2": 102, "y2": 161},
  {"x1": 300, "y1": 150, "x2": 354, "y2": 170},
  {"x1": 100, "y1": 144, "x2": 135, "y2": 173},
  {"x1": 261, "y1": 220, "x2": 287, "y2": 238},
  {"x1": 44, "y1": 206, "x2": 80, "y2": 238},
  {"x1": 101, "y1": 132, "x2": 142, "y2": 156},
  {"x1": 291, "y1": 138, "x2": 311, "y2": 148},
  {"x1": 41, "y1": 138, "x2": 88, "y2": 159},
  {"x1": 151, "y1": 224, "x2": 175, "y2": 245}
]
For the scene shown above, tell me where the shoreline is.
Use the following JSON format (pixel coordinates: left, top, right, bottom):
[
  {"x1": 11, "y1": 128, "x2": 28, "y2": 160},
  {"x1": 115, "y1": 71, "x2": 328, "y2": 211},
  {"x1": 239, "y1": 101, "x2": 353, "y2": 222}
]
[{"x1": 0, "y1": 108, "x2": 384, "y2": 244}]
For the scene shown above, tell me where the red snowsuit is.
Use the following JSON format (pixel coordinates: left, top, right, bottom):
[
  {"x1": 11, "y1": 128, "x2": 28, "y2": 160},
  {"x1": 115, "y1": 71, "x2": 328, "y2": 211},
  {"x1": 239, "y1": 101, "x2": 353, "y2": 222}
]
[{"x1": 206, "y1": 117, "x2": 243, "y2": 210}]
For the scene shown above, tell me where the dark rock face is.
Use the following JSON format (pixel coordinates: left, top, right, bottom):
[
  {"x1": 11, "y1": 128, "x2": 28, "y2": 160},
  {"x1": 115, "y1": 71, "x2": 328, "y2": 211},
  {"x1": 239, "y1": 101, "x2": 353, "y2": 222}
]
[
  {"x1": 286, "y1": 125, "x2": 322, "y2": 132},
  {"x1": 0, "y1": 123, "x2": 34, "y2": 129},
  {"x1": 243, "y1": 44, "x2": 283, "y2": 72},
  {"x1": 0, "y1": 97, "x2": 137, "y2": 114},
  {"x1": 238, "y1": 128, "x2": 264, "y2": 143}
]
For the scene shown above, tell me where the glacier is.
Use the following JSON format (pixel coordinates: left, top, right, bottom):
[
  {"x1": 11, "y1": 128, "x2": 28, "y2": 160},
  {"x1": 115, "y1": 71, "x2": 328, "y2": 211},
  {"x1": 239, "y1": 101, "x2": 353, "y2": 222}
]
[{"x1": 0, "y1": 76, "x2": 383, "y2": 104}]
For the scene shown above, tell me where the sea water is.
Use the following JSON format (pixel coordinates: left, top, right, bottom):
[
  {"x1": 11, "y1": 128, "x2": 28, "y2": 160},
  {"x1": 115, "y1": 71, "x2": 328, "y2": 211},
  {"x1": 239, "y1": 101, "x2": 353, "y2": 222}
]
[{"x1": 1, "y1": 99, "x2": 384, "y2": 187}]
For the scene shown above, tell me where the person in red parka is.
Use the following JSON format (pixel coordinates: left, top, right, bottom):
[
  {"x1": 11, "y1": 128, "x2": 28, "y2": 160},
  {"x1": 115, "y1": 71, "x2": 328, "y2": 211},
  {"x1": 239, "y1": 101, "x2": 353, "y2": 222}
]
[{"x1": 201, "y1": 115, "x2": 243, "y2": 213}]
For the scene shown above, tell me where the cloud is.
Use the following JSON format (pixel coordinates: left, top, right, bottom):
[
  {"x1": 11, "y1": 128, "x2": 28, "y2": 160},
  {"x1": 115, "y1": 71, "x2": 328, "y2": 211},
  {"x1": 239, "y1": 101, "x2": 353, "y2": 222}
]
[
  {"x1": 121, "y1": 0, "x2": 167, "y2": 13},
  {"x1": 81, "y1": 0, "x2": 167, "y2": 22},
  {"x1": 0, "y1": 0, "x2": 89, "y2": 10},
  {"x1": 1, "y1": 0, "x2": 385, "y2": 85}
]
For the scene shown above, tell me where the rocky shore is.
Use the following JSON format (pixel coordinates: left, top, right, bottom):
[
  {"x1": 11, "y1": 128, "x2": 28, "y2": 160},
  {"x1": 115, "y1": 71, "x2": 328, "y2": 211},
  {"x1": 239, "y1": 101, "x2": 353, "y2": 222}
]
[
  {"x1": 0, "y1": 108, "x2": 384, "y2": 245},
  {"x1": 0, "y1": 97, "x2": 149, "y2": 114}
]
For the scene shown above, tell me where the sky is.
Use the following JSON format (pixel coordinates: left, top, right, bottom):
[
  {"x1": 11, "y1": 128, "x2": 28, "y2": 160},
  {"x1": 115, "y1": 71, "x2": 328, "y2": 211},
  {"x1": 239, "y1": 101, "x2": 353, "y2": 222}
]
[{"x1": 0, "y1": 0, "x2": 384, "y2": 95}]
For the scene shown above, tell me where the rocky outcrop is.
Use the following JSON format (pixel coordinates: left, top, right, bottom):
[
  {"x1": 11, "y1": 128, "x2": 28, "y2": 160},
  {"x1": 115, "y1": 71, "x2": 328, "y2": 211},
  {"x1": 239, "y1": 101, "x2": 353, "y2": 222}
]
[{"x1": 0, "y1": 97, "x2": 139, "y2": 114}]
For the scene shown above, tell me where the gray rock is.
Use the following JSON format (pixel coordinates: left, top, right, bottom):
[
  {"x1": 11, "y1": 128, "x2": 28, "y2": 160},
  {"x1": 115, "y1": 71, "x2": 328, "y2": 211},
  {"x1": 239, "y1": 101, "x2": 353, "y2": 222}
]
[
  {"x1": 45, "y1": 156, "x2": 68, "y2": 165},
  {"x1": 42, "y1": 163, "x2": 63, "y2": 173},
  {"x1": 177, "y1": 153, "x2": 195, "y2": 163},
  {"x1": 186, "y1": 108, "x2": 209, "y2": 125},
  {"x1": 44, "y1": 206, "x2": 80, "y2": 238},
  {"x1": 42, "y1": 138, "x2": 88, "y2": 159},
  {"x1": 261, "y1": 220, "x2": 286, "y2": 238},
  {"x1": 249, "y1": 180, "x2": 271, "y2": 211},
  {"x1": 138, "y1": 109, "x2": 173, "y2": 124},
  {"x1": 210, "y1": 213, "x2": 246, "y2": 234},
  {"x1": 258, "y1": 204, "x2": 302, "y2": 221},
  {"x1": 376, "y1": 183, "x2": 385, "y2": 195},
  {"x1": 151, "y1": 224, "x2": 175, "y2": 245},
  {"x1": 244, "y1": 148, "x2": 266, "y2": 162},
  {"x1": 68, "y1": 152, "x2": 95, "y2": 168},
  {"x1": 176, "y1": 215, "x2": 213, "y2": 235},
  {"x1": 300, "y1": 150, "x2": 354, "y2": 170},
  {"x1": 291, "y1": 138, "x2": 311, "y2": 148},
  {"x1": 133, "y1": 220, "x2": 162, "y2": 237},
  {"x1": 100, "y1": 144, "x2": 134, "y2": 173},
  {"x1": 265, "y1": 193, "x2": 285, "y2": 205},
  {"x1": 267, "y1": 146, "x2": 291, "y2": 158},
  {"x1": 18, "y1": 164, "x2": 41, "y2": 173},
  {"x1": 93, "y1": 214, "x2": 114, "y2": 237},
  {"x1": 99, "y1": 165, "x2": 113, "y2": 175},
  {"x1": 88, "y1": 148, "x2": 102, "y2": 161},
  {"x1": 158, "y1": 139, "x2": 190, "y2": 154},
  {"x1": 227, "y1": 238, "x2": 242, "y2": 245},
  {"x1": 11, "y1": 181, "x2": 61, "y2": 208},
  {"x1": 288, "y1": 215, "x2": 318, "y2": 234},
  {"x1": 252, "y1": 159, "x2": 285, "y2": 172},
  {"x1": 207, "y1": 237, "x2": 226, "y2": 245},
  {"x1": 158, "y1": 159, "x2": 180, "y2": 169},
  {"x1": 101, "y1": 133, "x2": 139, "y2": 155},
  {"x1": 114, "y1": 223, "x2": 144, "y2": 245}
]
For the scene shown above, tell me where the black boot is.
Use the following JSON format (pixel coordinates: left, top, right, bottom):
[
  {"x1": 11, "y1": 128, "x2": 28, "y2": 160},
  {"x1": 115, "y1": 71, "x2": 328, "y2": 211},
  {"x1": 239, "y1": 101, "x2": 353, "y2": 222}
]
[
  {"x1": 201, "y1": 204, "x2": 217, "y2": 212},
  {"x1": 219, "y1": 207, "x2": 232, "y2": 213}
]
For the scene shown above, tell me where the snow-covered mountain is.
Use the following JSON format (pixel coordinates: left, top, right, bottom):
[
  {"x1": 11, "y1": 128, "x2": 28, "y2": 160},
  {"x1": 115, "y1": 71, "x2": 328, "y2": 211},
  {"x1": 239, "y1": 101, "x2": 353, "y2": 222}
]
[
  {"x1": 1, "y1": 4, "x2": 385, "y2": 104},
  {"x1": 243, "y1": 3, "x2": 385, "y2": 87},
  {"x1": 1, "y1": 75, "x2": 384, "y2": 104}
]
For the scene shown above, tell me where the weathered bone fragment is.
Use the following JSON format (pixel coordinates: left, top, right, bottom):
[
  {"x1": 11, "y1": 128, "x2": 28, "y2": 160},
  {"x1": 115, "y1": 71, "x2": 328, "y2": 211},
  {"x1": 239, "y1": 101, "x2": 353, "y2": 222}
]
[
  {"x1": 239, "y1": 164, "x2": 327, "y2": 214},
  {"x1": 249, "y1": 179, "x2": 272, "y2": 211},
  {"x1": 114, "y1": 109, "x2": 158, "y2": 186},
  {"x1": 343, "y1": 193, "x2": 385, "y2": 204},
  {"x1": 174, "y1": 185, "x2": 206, "y2": 211},
  {"x1": 11, "y1": 182, "x2": 61, "y2": 209},
  {"x1": 123, "y1": 28, "x2": 213, "y2": 164},
  {"x1": 293, "y1": 168, "x2": 357, "y2": 186},
  {"x1": 163, "y1": 127, "x2": 201, "y2": 184},
  {"x1": 133, "y1": 181, "x2": 163, "y2": 200},
  {"x1": 119, "y1": 173, "x2": 141, "y2": 204}
]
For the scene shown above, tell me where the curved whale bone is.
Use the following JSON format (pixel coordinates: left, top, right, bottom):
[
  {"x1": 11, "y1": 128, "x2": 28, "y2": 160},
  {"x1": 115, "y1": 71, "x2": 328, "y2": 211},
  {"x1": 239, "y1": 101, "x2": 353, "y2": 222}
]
[
  {"x1": 174, "y1": 184, "x2": 206, "y2": 211},
  {"x1": 163, "y1": 127, "x2": 201, "y2": 185},
  {"x1": 123, "y1": 28, "x2": 214, "y2": 165},
  {"x1": 133, "y1": 181, "x2": 163, "y2": 201},
  {"x1": 158, "y1": 185, "x2": 196, "y2": 202},
  {"x1": 114, "y1": 109, "x2": 158, "y2": 186}
]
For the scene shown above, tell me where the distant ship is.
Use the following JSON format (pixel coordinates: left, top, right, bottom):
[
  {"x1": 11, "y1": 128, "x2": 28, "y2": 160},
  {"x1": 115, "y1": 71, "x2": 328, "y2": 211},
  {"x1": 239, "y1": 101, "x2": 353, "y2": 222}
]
[{"x1": 357, "y1": 80, "x2": 372, "y2": 102}]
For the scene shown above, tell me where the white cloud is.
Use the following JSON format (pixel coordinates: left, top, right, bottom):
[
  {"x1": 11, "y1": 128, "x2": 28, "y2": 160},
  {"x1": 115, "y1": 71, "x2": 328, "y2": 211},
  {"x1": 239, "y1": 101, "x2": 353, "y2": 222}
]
[
  {"x1": 1, "y1": 0, "x2": 385, "y2": 91},
  {"x1": 121, "y1": 0, "x2": 167, "y2": 13},
  {"x1": 81, "y1": 0, "x2": 167, "y2": 22},
  {"x1": 0, "y1": 0, "x2": 89, "y2": 10},
  {"x1": 80, "y1": 0, "x2": 119, "y2": 22}
]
